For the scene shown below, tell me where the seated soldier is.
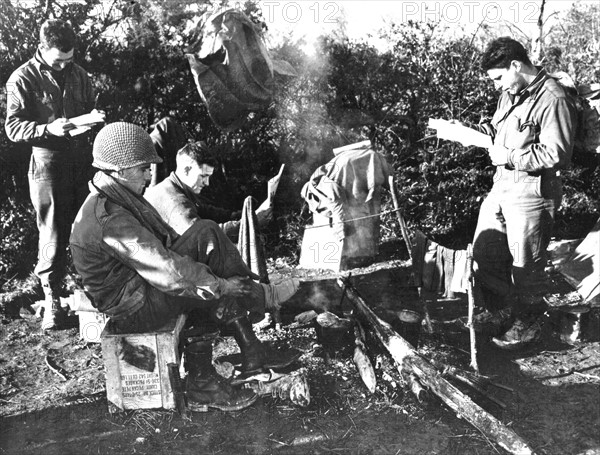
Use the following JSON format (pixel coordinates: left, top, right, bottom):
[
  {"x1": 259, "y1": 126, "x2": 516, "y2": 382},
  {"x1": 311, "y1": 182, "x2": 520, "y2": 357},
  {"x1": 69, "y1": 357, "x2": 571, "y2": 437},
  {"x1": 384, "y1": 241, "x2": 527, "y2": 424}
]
[
  {"x1": 144, "y1": 140, "x2": 272, "y2": 242},
  {"x1": 70, "y1": 122, "x2": 300, "y2": 411}
]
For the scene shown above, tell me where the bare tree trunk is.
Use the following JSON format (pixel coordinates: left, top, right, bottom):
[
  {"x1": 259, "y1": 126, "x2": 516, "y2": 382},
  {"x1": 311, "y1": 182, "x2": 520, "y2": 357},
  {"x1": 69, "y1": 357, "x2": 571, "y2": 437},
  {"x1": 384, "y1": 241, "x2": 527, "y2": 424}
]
[
  {"x1": 44, "y1": 0, "x2": 53, "y2": 18},
  {"x1": 532, "y1": 0, "x2": 547, "y2": 64}
]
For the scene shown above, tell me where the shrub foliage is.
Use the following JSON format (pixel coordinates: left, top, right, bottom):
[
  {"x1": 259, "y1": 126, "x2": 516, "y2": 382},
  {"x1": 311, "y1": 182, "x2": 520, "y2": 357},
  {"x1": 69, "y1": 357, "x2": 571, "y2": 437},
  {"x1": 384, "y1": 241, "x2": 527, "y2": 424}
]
[{"x1": 0, "y1": 0, "x2": 598, "y2": 278}]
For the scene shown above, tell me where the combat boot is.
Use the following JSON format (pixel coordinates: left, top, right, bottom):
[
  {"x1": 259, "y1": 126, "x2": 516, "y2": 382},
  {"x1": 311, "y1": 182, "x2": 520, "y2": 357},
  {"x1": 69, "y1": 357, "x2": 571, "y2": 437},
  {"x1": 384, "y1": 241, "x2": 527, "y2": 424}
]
[
  {"x1": 228, "y1": 317, "x2": 302, "y2": 375},
  {"x1": 184, "y1": 340, "x2": 257, "y2": 411}
]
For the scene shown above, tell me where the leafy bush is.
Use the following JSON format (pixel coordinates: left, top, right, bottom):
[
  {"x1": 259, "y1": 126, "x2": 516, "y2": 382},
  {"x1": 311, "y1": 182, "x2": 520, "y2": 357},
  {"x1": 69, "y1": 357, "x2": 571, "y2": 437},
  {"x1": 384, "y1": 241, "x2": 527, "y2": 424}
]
[
  {"x1": 0, "y1": 159, "x2": 37, "y2": 277},
  {"x1": 0, "y1": 0, "x2": 598, "y2": 280},
  {"x1": 318, "y1": 25, "x2": 497, "y2": 248}
]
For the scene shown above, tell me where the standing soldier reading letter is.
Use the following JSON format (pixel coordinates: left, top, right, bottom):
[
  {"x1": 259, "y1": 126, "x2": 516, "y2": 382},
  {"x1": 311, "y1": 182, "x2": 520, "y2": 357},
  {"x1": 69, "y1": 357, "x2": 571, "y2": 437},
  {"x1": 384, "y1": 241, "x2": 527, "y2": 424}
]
[
  {"x1": 472, "y1": 37, "x2": 576, "y2": 338},
  {"x1": 5, "y1": 19, "x2": 105, "y2": 330}
]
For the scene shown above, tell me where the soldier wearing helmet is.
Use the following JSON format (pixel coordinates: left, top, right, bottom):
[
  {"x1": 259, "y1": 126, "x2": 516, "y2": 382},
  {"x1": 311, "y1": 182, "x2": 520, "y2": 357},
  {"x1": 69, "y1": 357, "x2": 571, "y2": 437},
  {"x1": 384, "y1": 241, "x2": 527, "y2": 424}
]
[{"x1": 70, "y1": 122, "x2": 301, "y2": 411}]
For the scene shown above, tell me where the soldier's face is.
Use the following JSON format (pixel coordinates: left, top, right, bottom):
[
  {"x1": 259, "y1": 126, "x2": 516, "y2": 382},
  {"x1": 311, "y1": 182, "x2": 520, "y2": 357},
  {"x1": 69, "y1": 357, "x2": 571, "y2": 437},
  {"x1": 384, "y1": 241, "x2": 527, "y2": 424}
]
[
  {"x1": 186, "y1": 162, "x2": 214, "y2": 194},
  {"x1": 117, "y1": 164, "x2": 152, "y2": 195},
  {"x1": 40, "y1": 47, "x2": 74, "y2": 71},
  {"x1": 487, "y1": 61, "x2": 525, "y2": 95}
]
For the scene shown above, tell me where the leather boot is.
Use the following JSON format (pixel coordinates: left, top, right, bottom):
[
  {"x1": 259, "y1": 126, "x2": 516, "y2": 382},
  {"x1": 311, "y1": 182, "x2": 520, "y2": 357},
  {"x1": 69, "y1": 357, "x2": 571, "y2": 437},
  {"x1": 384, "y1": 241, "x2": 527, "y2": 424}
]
[
  {"x1": 228, "y1": 317, "x2": 302, "y2": 374},
  {"x1": 184, "y1": 340, "x2": 257, "y2": 411}
]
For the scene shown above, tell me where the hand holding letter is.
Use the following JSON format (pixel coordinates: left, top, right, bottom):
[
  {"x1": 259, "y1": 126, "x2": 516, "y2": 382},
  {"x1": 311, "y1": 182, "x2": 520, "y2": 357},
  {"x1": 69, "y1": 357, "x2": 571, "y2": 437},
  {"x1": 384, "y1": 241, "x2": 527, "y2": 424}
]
[
  {"x1": 428, "y1": 118, "x2": 493, "y2": 149},
  {"x1": 487, "y1": 144, "x2": 509, "y2": 166},
  {"x1": 256, "y1": 201, "x2": 273, "y2": 226},
  {"x1": 47, "y1": 118, "x2": 76, "y2": 137},
  {"x1": 67, "y1": 110, "x2": 106, "y2": 136}
]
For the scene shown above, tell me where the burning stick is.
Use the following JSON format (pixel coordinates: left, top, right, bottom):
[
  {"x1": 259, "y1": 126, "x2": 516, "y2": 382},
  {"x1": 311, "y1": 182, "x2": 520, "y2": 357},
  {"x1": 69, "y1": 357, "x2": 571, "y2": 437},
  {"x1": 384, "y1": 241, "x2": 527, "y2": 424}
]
[
  {"x1": 353, "y1": 321, "x2": 377, "y2": 394},
  {"x1": 338, "y1": 276, "x2": 376, "y2": 393},
  {"x1": 430, "y1": 358, "x2": 515, "y2": 396},
  {"x1": 406, "y1": 373, "x2": 427, "y2": 401},
  {"x1": 337, "y1": 276, "x2": 534, "y2": 455}
]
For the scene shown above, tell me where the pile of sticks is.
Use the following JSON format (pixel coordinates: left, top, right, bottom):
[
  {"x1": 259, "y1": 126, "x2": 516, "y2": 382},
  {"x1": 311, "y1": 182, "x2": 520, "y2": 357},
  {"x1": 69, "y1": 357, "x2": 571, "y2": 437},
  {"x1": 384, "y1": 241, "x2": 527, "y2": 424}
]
[{"x1": 337, "y1": 276, "x2": 534, "y2": 455}]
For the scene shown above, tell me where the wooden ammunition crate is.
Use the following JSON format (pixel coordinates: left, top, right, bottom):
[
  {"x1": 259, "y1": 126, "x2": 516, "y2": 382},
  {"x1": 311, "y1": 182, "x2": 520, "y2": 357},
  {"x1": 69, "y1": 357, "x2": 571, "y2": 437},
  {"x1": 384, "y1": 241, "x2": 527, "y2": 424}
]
[{"x1": 101, "y1": 313, "x2": 187, "y2": 411}]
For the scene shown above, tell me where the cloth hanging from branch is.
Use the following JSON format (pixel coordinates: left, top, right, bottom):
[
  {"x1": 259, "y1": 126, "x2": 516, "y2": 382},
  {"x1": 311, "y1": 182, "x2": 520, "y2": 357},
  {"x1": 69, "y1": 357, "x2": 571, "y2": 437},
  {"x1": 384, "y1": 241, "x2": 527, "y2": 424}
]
[
  {"x1": 186, "y1": 8, "x2": 296, "y2": 131},
  {"x1": 411, "y1": 230, "x2": 470, "y2": 296}
]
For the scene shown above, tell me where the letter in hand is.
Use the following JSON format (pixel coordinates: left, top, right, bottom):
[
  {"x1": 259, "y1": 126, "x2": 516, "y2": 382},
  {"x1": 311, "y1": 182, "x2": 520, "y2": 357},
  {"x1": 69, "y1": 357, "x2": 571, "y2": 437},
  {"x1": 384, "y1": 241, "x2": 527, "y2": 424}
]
[
  {"x1": 65, "y1": 110, "x2": 106, "y2": 136},
  {"x1": 428, "y1": 118, "x2": 493, "y2": 149},
  {"x1": 221, "y1": 276, "x2": 254, "y2": 298},
  {"x1": 47, "y1": 118, "x2": 76, "y2": 137}
]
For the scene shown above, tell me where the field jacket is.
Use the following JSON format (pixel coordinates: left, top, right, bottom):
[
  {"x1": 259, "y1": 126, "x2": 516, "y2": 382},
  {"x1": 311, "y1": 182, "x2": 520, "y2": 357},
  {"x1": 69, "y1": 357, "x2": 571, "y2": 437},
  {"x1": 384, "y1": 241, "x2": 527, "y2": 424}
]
[
  {"x1": 477, "y1": 68, "x2": 576, "y2": 199},
  {"x1": 5, "y1": 49, "x2": 94, "y2": 158},
  {"x1": 144, "y1": 172, "x2": 240, "y2": 238},
  {"x1": 70, "y1": 175, "x2": 227, "y2": 319}
]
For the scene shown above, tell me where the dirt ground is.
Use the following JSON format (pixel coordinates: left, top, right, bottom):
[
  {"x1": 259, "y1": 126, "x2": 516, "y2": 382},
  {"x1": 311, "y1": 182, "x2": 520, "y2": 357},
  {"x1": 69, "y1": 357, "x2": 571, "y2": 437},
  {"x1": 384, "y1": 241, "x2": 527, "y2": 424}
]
[{"x1": 1, "y1": 240, "x2": 600, "y2": 455}]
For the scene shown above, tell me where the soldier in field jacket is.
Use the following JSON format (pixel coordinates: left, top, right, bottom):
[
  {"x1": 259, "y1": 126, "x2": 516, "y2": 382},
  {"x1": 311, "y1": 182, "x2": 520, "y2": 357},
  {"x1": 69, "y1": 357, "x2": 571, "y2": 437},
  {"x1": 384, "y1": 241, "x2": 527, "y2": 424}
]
[
  {"x1": 5, "y1": 19, "x2": 105, "y2": 330},
  {"x1": 144, "y1": 140, "x2": 272, "y2": 243},
  {"x1": 70, "y1": 122, "x2": 300, "y2": 411},
  {"x1": 471, "y1": 37, "x2": 576, "y2": 335}
]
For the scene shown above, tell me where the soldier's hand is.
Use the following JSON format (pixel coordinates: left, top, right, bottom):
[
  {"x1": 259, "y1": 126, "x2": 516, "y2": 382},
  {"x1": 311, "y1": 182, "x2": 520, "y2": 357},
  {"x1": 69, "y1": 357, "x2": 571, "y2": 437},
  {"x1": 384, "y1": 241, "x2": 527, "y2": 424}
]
[
  {"x1": 488, "y1": 143, "x2": 509, "y2": 166},
  {"x1": 220, "y1": 276, "x2": 254, "y2": 298},
  {"x1": 47, "y1": 118, "x2": 76, "y2": 137},
  {"x1": 256, "y1": 199, "x2": 273, "y2": 226},
  {"x1": 90, "y1": 109, "x2": 106, "y2": 123}
]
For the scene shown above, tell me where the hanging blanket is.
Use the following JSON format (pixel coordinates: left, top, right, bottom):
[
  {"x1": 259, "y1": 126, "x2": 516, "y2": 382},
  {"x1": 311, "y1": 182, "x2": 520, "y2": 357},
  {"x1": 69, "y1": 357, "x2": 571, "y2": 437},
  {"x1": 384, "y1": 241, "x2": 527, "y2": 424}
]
[
  {"x1": 237, "y1": 196, "x2": 269, "y2": 284},
  {"x1": 411, "y1": 230, "x2": 470, "y2": 296},
  {"x1": 186, "y1": 8, "x2": 296, "y2": 131}
]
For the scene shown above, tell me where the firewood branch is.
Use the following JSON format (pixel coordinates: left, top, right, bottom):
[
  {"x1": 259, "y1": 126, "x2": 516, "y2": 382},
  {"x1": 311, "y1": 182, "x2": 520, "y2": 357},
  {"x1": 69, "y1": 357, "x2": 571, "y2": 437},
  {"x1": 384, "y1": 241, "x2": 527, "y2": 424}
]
[{"x1": 337, "y1": 276, "x2": 534, "y2": 455}]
